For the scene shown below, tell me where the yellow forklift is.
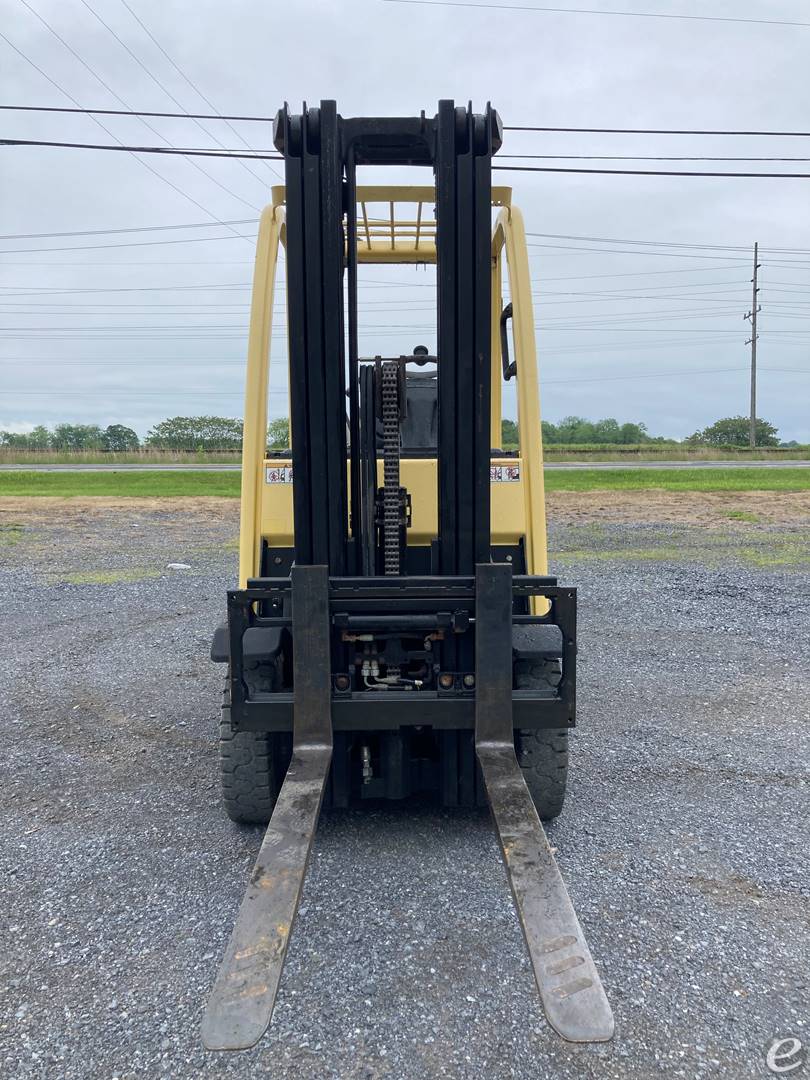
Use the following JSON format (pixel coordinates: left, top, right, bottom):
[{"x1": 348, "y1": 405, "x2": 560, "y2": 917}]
[{"x1": 205, "y1": 100, "x2": 613, "y2": 1050}]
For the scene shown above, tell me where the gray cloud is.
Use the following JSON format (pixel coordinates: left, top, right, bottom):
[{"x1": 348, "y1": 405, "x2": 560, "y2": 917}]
[{"x1": 1, "y1": 0, "x2": 808, "y2": 440}]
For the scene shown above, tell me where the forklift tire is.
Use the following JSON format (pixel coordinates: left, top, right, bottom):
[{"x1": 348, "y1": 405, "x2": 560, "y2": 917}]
[
  {"x1": 514, "y1": 659, "x2": 569, "y2": 821},
  {"x1": 220, "y1": 674, "x2": 283, "y2": 825}
]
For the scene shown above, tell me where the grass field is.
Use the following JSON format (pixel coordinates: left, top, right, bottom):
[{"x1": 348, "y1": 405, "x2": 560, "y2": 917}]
[
  {"x1": 2, "y1": 467, "x2": 810, "y2": 498},
  {"x1": 3, "y1": 446, "x2": 810, "y2": 466}
]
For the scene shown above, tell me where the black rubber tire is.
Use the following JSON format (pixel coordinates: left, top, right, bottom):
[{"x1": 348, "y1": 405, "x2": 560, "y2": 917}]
[
  {"x1": 514, "y1": 658, "x2": 569, "y2": 821},
  {"x1": 220, "y1": 673, "x2": 282, "y2": 824}
]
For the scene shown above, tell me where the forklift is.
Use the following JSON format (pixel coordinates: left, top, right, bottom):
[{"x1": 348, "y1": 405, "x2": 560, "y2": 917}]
[{"x1": 205, "y1": 101, "x2": 613, "y2": 1050}]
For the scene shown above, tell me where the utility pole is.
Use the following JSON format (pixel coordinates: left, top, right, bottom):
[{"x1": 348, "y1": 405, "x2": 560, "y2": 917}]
[{"x1": 744, "y1": 242, "x2": 761, "y2": 449}]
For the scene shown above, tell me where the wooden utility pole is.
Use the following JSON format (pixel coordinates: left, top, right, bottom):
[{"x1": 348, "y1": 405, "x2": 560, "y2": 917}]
[{"x1": 744, "y1": 242, "x2": 761, "y2": 448}]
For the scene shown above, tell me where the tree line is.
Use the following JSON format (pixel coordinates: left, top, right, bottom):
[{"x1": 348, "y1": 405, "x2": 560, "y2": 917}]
[
  {"x1": 540, "y1": 416, "x2": 661, "y2": 445},
  {"x1": 0, "y1": 413, "x2": 788, "y2": 451},
  {"x1": 0, "y1": 416, "x2": 287, "y2": 452}
]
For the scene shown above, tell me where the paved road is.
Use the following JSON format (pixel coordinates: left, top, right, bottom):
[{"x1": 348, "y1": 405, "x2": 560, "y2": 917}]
[{"x1": 1, "y1": 460, "x2": 809, "y2": 472}]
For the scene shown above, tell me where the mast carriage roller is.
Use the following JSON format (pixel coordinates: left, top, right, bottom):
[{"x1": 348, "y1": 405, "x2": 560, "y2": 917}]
[{"x1": 203, "y1": 100, "x2": 614, "y2": 1050}]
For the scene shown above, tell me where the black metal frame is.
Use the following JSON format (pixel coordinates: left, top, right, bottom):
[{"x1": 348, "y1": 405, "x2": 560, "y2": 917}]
[
  {"x1": 227, "y1": 573, "x2": 576, "y2": 733},
  {"x1": 226, "y1": 102, "x2": 574, "y2": 736}
]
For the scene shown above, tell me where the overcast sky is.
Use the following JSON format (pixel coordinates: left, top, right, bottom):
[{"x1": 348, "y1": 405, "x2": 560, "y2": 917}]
[{"x1": 1, "y1": 0, "x2": 809, "y2": 442}]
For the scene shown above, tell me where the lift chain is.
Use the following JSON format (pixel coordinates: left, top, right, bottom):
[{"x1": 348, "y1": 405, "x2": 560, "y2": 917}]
[{"x1": 380, "y1": 360, "x2": 402, "y2": 577}]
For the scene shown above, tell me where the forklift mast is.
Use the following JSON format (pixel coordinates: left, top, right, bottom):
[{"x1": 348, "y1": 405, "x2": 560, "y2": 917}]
[
  {"x1": 203, "y1": 101, "x2": 614, "y2": 1053},
  {"x1": 278, "y1": 100, "x2": 497, "y2": 578}
]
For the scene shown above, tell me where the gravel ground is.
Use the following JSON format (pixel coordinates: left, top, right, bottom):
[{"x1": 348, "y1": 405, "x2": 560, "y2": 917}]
[{"x1": 1, "y1": 497, "x2": 808, "y2": 1080}]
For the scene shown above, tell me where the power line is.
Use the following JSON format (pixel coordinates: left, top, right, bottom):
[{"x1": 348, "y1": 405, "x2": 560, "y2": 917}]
[
  {"x1": 4, "y1": 389, "x2": 266, "y2": 396},
  {"x1": 495, "y1": 164, "x2": 810, "y2": 178},
  {"x1": 544, "y1": 366, "x2": 747, "y2": 385},
  {"x1": 0, "y1": 218, "x2": 255, "y2": 241},
  {"x1": 537, "y1": 264, "x2": 761, "y2": 282},
  {"x1": 0, "y1": 261, "x2": 755, "y2": 278},
  {"x1": 0, "y1": 260, "x2": 255, "y2": 265},
  {"x1": 525, "y1": 231, "x2": 810, "y2": 255},
  {"x1": 379, "y1": 0, "x2": 810, "y2": 29},
  {"x1": 503, "y1": 155, "x2": 810, "y2": 163},
  {"x1": 0, "y1": 102, "x2": 274, "y2": 121},
  {"x1": 526, "y1": 243, "x2": 810, "y2": 266},
  {"x1": 0, "y1": 27, "x2": 253, "y2": 238},
  {"x1": 0, "y1": 280, "x2": 430, "y2": 294},
  {"x1": 0, "y1": 294, "x2": 754, "y2": 314},
  {"x1": 16, "y1": 0, "x2": 262, "y2": 215},
  {"x1": 505, "y1": 126, "x2": 810, "y2": 137},
  {"x1": 115, "y1": 0, "x2": 281, "y2": 183},
  {"x1": 74, "y1": 0, "x2": 276, "y2": 193},
  {"x1": 7, "y1": 137, "x2": 810, "y2": 166},
  {"x1": 527, "y1": 243, "x2": 750, "y2": 261},
  {"x1": 5, "y1": 137, "x2": 810, "y2": 177},
  {"x1": 0, "y1": 137, "x2": 282, "y2": 161},
  {"x1": 3, "y1": 104, "x2": 810, "y2": 139},
  {"x1": 0, "y1": 235, "x2": 257, "y2": 254}
]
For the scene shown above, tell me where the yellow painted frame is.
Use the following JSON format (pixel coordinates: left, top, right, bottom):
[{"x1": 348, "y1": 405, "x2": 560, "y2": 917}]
[
  {"x1": 238, "y1": 195, "x2": 285, "y2": 587},
  {"x1": 492, "y1": 204, "x2": 549, "y2": 597},
  {"x1": 239, "y1": 185, "x2": 549, "y2": 600}
]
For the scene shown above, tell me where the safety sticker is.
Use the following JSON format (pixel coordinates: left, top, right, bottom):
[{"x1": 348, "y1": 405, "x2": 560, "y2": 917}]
[
  {"x1": 265, "y1": 465, "x2": 294, "y2": 484},
  {"x1": 490, "y1": 465, "x2": 520, "y2": 482}
]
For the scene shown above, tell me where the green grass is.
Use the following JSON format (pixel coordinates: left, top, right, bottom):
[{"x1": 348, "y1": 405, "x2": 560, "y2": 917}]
[
  {"x1": 0, "y1": 523, "x2": 24, "y2": 544},
  {"x1": 1, "y1": 466, "x2": 810, "y2": 498},
  {"x1": 53, "y1": 568, "x2": 163, "y2": 585},
  {"x1": 543, "y1": 468, "x2": 810, "y2": 493},
  {"x1": 0, "y1": 471, "x2": 241, "y2": 497},
  {"x1": 553, "y1": 524, "x2": 810, "y2": 570},
  {"x1": 725, "y1": 509, "x2": 761, "y2": 523}
]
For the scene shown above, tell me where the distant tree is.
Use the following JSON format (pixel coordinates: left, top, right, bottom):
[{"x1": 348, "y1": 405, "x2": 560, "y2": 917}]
[
  {"x1": 554, "y1": 416, "x2": 595, "y2": 444},
  {"x1": 543, "y1": 416, "x2": 660, "y2": 445},
  {"x1": 102, "y1": 424, "x2": 140, "y2": 452},
  {"x1": 51, "y1": 423, "x2": 104, "y2": 450},
  {"x1": 267, "y1": 417, "x2": 290, "y2": 449},
  {"x1": 618, "y1": 421, "x2": 650, "y2": 444},
  {"x1": 592, "y1": 418, "x2": 622, "y2": 443},
  {"x1": 541, "y1": 420, "x2": 558, "y2": 443},
  {"x1": 28, "y1": 425, "x2": 52, "y2": 449},
  {"x1": 687, "y1": 416, "x2": 779, "y2": 448},
  {"x1": 0, "y1": 425, "x2": 52, "y2": 449},
  {"x1": 145, "y1": 415, "x2": 243, "y2": 451},
  {"x1": 501, "y1": 419, "x2": 519, "y2": 447},
  {"x1": 1, "y1": 431, "x2": 27, "y2": 448}
]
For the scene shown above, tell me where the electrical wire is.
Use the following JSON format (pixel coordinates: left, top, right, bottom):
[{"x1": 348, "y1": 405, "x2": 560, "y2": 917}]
[
  {"x1": 502, "y1": 155, "x2": 810, "y2": 163},
  {"x1": 16, "y1": 0, "x2": 262, "y2": 214},
  {"x1": 495, "y1": 164, "x2": 810, "y2": 178},
  {"x1": 5, "y1": 138, "x2": 810, "y2": 177},
  {"x1": 0, "y1": 235, "x2": 257, "y2": 254},
  {"x1": 115, "y1": 0, "x2": 281, "y2": 182},
  {"x1": 0, "y1": 30, "x2": 253, "y2": 238},
  {"x1": 379, "y1": 0, "x2": 810, "y2": 29},
  {"x1": 505, "y1": 125, "x2": 810, "y2": 137},
  {"x1": 543, "y1": 366, "x2": 747, "y2": 385},
  {"x1": 525, "y1": 231, "x2": 810, "y2": 255},
  {"x1": 0, "y1": 137, "x2": 281, "y2": 161},
  {"x1": 0, "y1": 218, "x2": 255, "y2": 241},
  {"x1": 8, "y1": 138, "x2": 810, "y2": 166},
  {"x1": 74, "y1": 0, "x2": 274, "y2": 191},
  {"x1": 3, "y1": 105, "x2": 810, "y2": 139}
]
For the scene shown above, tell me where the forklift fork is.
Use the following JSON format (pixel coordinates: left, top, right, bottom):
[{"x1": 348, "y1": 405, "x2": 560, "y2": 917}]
[
  {"x1": 475, "y1": 562, "x2": 614, "y2": 1042},
  {"x1": 202, "y1": 565, "x2": 332, "y2": 1051},
  {"x1": 204, "y1": 563, "x2": 612, "y2": 1049}
]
